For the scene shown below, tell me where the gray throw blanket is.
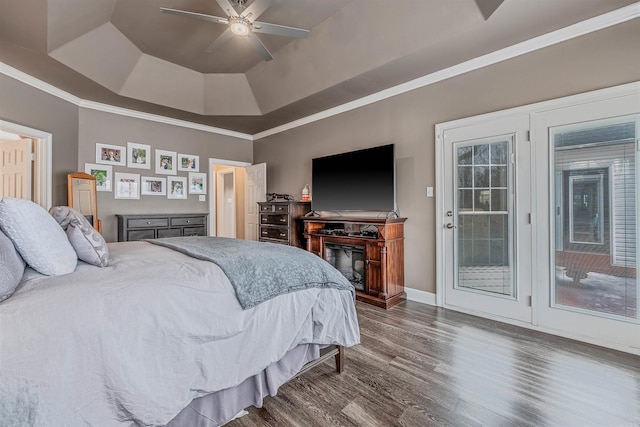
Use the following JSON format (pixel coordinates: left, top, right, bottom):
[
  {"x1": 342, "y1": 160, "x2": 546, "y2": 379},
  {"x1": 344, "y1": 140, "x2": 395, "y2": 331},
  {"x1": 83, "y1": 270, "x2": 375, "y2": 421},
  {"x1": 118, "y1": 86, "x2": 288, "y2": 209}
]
[{"x1": 147, "y1": 236, "x2": 354, "y2": 309}]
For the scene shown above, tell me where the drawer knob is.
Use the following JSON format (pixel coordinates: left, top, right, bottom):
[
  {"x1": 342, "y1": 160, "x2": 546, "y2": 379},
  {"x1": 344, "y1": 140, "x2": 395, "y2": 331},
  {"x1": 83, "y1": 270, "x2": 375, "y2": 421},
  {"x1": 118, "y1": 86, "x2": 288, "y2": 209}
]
[
  {"x1": 279, "y1": 218, "x2": 287, "y2": 223},
  {"x1": 147, "y1": 221, "x2": 151, "y2": 224},
  {"x1": 279, "y1": 233, "x2": 286, "y2": 237},
  {"x1": 262, "y1": 231, "x2": 268, "y2": 235},
  {"x1": 187, "y1": 220, "x2": 190, "y2": 223}
]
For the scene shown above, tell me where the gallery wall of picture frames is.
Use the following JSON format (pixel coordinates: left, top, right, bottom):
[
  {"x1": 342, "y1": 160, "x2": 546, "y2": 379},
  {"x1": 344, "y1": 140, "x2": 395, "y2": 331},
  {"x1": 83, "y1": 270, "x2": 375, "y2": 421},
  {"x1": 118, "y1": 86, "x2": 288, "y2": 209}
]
[{"x1": 86, "y1": 142, "x2": 206, "y2": 201}]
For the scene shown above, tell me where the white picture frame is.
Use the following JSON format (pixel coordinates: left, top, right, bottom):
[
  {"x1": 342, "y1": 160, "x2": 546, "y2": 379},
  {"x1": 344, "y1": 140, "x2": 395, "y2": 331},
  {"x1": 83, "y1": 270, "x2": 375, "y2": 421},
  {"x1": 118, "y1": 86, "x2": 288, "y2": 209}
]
[
  {"x1": 141, "y1": 176, "x2": 167, "y2": 196},
  {"x1": 188, "y1": 172, "x2": 207, "y2": 195},
  {"x1": 96, "y1": 143, "x2": 126, "y2": 166},
  {"x1": 114, "y1": 172, "x2": 140, "y2": 199},
  {"x1": 127, "y1": 142, "x2": 151, "y2": 169},
  {"x1": 155, "y1": 150, "x2": 177, "y2": 175},
  {"x1": 167, "y1": 176, "x2": 187, "y2": 199},
  {"x1": 177, "y1": 153, "x2": 199, "y2": 172},
  {"x1": 84, "y1": 163, "x2": 112, "y2": 192}
]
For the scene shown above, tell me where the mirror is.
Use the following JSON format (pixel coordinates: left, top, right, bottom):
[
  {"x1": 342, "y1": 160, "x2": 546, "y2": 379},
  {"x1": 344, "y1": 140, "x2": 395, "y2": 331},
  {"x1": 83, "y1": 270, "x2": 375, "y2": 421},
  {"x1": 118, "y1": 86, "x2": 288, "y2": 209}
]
[{"x1": 67, "y1": 172, "x2": 102, "y2": 233}]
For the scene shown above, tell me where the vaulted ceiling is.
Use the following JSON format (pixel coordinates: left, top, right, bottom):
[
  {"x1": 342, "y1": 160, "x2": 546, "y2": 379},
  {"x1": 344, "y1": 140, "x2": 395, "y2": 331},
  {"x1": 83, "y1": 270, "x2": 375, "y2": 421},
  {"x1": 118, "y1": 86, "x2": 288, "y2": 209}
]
[{"x1": 0, "y1": 0, "x2": 637, "y2": 134}]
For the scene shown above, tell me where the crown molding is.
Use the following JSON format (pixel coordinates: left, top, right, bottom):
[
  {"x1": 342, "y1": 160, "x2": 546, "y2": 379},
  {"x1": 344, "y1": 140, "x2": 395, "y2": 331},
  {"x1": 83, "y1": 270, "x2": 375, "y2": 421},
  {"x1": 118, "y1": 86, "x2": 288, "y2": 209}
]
[
  {"x1": 253, "y1": 2, "x2": 640, "y2": 140},
  {"x1": 2, "y1": 3, "x2": 638, "y2": 142},
  {"x1": 0, "y1": 62, "x2": 253, "y2": 141}
]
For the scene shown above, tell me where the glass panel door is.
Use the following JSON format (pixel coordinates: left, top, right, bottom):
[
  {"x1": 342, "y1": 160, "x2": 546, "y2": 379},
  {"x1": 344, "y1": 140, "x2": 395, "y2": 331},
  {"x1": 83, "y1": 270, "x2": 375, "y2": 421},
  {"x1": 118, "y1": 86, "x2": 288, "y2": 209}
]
[
  {"x1": 442, "y1": 115, "x2": 531, "y2": 323},
  {"x1": 456, "y1": 140, "x2": 514, "y2": 297},
  {"x1": 553, "y1": 119, "x2": 637, "y2": 319}
]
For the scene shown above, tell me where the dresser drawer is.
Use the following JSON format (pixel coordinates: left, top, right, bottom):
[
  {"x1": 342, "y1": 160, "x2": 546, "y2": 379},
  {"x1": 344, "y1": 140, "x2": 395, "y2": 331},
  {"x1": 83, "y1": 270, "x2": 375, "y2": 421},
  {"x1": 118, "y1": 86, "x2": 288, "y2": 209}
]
[
  {"x1": 260, "y1": 227, "x2": 289, "y2": 241},
  {"x1": 260, "y1": 213, "x2": 289, "y2": 226},
  {"x1": 183, "y1": 226, "x2": 206, "y2": 237},
  {"x1": 260, "y1": 204, "x2": 290, "y2": 213},
  {"x1": 129, "y1": 218, "x2": 169, "y2": 228},
  {"x1": 157, "y1": 228, "x2": 181, "y2": 238},
  {"x1": 171, "y1": 217, "x2": 206, "y2": 227},
  {"x1": 128, "y1": 229, "x2": 155, "y2": 241}
]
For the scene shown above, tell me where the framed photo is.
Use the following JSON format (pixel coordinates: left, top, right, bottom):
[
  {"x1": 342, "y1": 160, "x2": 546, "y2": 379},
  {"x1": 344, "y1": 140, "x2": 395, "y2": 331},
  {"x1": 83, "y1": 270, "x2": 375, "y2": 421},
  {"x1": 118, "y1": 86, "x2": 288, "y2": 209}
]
[
  {"x1": 178, "y1": 153, "x2": 199, "y2": 172},
  {"x1": 96, "y1": 143, "x2": 126, "y2": 166},
  {"x1": 141, "y1": 176, "x2": 166, "y2": 196},
  {"x1": 167, "y1": 176, "x2": 187, "y2": 200},
  {"x1": 188, "y1": 172, "x2": 207, "y2": 194},
  {"x1": 114, "y1": 172, "x2": 140, "y2": 199},
  {"x1": 127, "y1": 142, "x2": 151, "y2": 169},
  {"x1": 155, "y1": 150, "x2": 177, "y2": 175},
  {"x1": 84, "y1": 163, "x2": 112, "y2": 192}
]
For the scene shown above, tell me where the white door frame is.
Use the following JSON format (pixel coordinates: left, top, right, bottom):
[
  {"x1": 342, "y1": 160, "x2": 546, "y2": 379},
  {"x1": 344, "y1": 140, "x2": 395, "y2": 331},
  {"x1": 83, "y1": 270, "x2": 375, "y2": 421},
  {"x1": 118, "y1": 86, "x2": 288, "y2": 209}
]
[
  {"x1": 435, "y1": 81, "x2": 640, "y2": 354},
  {"x1": 216, "y1": 168, "x2": 236, "y2": 238},
  {"x1": 208, "y1": 158, "x2": 251, "y2": 236},
  {"x1": 0, "y1": 120, "x2": 52, "y2": 208}
]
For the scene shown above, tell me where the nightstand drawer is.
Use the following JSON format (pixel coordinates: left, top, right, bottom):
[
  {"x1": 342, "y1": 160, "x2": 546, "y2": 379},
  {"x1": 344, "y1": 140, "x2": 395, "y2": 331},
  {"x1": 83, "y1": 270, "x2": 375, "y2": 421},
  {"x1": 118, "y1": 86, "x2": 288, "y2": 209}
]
[
  {"x1": 260, "y1": 214, "x2": 289, "y2": 226},
  {"x1": 260, "y1": 227, "x2": 289, "y2": 241},
  {"x1": 129, "y1": 218, "x2": 169, "y2": 228},
  {"x1": 171, "y1": 217, "x2": 206, "y2": 226}
]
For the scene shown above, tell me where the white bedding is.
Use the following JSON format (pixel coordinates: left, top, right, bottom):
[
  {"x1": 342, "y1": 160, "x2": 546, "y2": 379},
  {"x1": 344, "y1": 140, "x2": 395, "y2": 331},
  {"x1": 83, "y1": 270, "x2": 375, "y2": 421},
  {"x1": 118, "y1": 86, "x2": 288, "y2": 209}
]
[{"x1": 0, "y1": 241, "x2": 360, "y2": 426}]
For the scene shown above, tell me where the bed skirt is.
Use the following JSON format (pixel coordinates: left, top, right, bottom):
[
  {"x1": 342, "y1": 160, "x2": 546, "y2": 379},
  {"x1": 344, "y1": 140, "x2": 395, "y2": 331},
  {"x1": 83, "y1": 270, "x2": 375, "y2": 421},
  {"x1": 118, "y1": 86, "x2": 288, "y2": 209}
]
[{"x1": 166, "y1": 344, "x2": 321, "y2": 426}]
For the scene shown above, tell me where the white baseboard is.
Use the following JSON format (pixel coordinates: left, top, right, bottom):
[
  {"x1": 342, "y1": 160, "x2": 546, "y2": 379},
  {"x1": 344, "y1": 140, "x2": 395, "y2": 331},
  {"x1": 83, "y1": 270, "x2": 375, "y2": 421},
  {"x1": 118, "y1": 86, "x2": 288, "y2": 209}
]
[{"x1": 404, "y1": 287, "x2": 437, "y2": 306}]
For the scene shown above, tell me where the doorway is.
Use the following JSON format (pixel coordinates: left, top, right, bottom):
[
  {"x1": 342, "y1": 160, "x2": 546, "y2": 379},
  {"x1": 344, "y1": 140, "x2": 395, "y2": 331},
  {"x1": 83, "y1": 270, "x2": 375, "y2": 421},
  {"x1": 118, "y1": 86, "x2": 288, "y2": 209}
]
[
  {"x1": 0, "y1": 120, "x2": 51, "y2": 208},
  {"x1": 209, "y1": 159, "x2": 266, "y2": 240}
]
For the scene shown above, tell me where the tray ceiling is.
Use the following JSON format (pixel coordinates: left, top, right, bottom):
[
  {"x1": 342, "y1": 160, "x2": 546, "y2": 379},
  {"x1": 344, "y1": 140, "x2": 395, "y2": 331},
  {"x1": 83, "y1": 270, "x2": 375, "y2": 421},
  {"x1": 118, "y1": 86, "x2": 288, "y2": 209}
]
[{"x1": 0, "y1": 0, "x2": 638, "y2": 134}]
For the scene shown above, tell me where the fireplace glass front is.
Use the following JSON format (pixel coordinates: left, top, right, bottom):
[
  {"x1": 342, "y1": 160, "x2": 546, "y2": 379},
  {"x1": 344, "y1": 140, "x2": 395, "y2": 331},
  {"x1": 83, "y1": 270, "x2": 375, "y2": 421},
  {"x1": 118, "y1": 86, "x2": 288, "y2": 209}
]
[{"x1": 324, "y1": 243, "x2": 365, "y2": 291}]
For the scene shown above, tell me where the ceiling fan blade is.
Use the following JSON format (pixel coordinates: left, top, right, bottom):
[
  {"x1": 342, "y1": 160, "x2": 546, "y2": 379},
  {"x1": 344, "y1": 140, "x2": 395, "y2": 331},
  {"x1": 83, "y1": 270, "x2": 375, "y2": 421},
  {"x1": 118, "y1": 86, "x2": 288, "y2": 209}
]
[
  {"x1": 253, "y1": 21, "x2": 309, "y2": 39},
  {"x1": 206, "y1": 28, "x2": 234, "y2": 53},
  {"x1": 160, "y1": 7, "x2": 228, "y2": 25},
  {"x1": 216, "y1": 0, "x2": 239, "y2": 17},
  {"x1": 240, "y1": 0, "x2": 273, "y2": 21},
  {"x1": 246, "y1": 32, "x2": 273, "y2": 61}
]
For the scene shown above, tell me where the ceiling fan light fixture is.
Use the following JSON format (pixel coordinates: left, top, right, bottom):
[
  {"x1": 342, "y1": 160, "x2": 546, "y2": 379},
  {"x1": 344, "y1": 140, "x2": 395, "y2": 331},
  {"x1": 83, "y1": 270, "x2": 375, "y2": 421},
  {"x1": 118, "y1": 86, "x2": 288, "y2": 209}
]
[{"x1": 229, "y1": 17, "x2": 251, "y2": 36}]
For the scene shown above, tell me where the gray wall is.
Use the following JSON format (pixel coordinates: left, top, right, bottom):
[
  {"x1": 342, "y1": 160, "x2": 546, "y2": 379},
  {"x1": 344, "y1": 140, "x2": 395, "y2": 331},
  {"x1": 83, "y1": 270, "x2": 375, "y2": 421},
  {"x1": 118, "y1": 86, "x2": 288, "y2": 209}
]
[
  {"x1": 253, "y1": 20, "x2": 640, "y2": 294},
  {"x1": 78, "y1": 109, "x2": 252, "y2": 242},
  {"x1": 0, "y1": 73, "x2": 78, "y2": 206}
]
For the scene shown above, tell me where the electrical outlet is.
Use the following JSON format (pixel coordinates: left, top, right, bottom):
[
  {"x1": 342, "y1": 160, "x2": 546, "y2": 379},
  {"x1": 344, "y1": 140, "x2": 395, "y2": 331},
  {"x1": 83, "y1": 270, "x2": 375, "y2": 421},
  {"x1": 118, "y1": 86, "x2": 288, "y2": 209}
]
[{"x1": 199, "y1": 195, "x2": 206, "y2": 202}]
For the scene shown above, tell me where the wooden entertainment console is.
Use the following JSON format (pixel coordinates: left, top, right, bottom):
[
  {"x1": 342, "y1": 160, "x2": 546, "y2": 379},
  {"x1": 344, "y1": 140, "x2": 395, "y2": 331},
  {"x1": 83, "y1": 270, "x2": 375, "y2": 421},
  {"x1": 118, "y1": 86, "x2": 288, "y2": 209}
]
[{"x1": 302, "y1": 217, "x2": 406, "y2": 309}]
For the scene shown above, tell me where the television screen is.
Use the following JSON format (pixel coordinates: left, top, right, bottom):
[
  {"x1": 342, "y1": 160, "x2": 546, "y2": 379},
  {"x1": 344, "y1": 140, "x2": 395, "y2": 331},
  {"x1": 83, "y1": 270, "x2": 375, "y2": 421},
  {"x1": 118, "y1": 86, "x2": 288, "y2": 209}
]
[{"x1": 311, "y1": 144, "x2": 396, "y2": 211}]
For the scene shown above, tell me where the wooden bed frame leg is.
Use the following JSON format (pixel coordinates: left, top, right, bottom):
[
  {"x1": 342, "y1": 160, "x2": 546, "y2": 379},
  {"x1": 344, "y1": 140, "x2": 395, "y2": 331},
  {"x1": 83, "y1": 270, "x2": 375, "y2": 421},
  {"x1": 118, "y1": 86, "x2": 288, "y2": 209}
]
[{"x1": 335, "y1": 345, "x2": 344, "y2": 373}]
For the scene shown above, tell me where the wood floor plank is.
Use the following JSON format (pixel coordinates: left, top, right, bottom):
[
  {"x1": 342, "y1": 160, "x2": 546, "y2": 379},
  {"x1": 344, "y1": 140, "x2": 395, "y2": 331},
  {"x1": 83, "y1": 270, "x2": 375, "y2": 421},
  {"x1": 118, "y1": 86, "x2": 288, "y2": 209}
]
[{"x1": 227, "y1": 300, "x2": 640, "y2": 426}]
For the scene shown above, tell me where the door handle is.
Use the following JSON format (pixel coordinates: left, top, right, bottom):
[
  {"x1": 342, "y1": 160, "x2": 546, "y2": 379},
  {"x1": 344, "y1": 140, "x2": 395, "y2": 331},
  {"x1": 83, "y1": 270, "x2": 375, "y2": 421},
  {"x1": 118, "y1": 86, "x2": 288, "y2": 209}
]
[{"x1": 446, "y1": 223, "x2": 456, "y2": 229}]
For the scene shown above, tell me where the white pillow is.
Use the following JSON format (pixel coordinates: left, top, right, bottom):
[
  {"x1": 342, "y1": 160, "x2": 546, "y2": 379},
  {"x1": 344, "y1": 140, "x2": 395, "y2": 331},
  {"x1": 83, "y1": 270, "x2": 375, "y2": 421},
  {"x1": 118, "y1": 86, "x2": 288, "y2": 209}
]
[
  {"x1": 49, "y1": 206, "x2": 109, "y2": 267},
  {"x1": 0, "y1": 228, "x2": 26, "y2": 301},
  {"x1": 0, "y1": 198, "x2": 77, "y2": 276}
]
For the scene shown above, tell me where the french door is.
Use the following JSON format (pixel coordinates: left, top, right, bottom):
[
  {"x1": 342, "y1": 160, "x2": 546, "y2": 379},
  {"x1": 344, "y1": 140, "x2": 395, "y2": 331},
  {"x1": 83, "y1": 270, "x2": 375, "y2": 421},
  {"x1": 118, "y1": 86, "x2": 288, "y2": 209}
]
[
  {"x1": 438, "y1": 86, "x2": 639, "y2": 353},
  {"x1": 533, "y1": 95, "x2": 639, "y2": 351},
  {"x1": 442, "y1": 116, "x2": 532, "y2": 323}
]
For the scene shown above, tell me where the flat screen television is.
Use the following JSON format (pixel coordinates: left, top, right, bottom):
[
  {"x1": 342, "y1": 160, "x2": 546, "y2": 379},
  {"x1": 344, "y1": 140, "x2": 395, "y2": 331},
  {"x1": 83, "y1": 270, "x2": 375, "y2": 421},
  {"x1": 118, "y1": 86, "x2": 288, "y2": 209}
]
[{"x1": 311, "y1": 144, "x2": 396, "y2": 212}]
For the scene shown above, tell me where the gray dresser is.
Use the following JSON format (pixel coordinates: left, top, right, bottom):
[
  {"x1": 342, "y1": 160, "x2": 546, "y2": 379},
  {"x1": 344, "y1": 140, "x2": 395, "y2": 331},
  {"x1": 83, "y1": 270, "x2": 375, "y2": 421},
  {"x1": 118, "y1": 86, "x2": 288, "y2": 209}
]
[{"x1": 116, "y1": 213, "x2": 208, "y2": 242}]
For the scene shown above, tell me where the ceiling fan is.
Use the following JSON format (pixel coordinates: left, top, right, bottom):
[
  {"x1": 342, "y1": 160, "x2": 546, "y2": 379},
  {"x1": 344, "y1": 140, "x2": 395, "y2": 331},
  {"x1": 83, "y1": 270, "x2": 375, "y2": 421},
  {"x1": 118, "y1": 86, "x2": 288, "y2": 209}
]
[{"x1": 161, "y1": 0, "x2": 309, "y2": 61}]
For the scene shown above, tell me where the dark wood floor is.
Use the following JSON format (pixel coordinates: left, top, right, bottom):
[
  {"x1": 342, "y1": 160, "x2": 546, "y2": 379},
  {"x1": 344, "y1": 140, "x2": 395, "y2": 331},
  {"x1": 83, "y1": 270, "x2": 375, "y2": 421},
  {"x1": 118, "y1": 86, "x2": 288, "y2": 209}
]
[{"x1": 228, "y1": 300, "x2": 640, "y2": 427}]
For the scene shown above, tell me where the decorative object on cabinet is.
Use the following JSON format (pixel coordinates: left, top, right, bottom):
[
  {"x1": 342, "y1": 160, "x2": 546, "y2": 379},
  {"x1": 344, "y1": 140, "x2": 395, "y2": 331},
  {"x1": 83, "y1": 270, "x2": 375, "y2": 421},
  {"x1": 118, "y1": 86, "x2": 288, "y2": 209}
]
[
  {"x1": 155, "y1": 150, "x2": 177, "y2": 175},
  {"x1": 84, "y1": 163, "x2": 112, "y2": 192},
  {"x1": 116, "y1": 213, "x2": 208, "y2": 241},
  {"x1": 67, "y1": 172, "x2": 102, "y2": 233},
  {"x1": 178, "y1": 153, "x2": 199, "y2": 172},
  {"x1": 188, "y1": 172, "x2": 207, "y2": 194},
  {"x1": 266, "y1": 193, "x2": 294, "y2": 201},
  {"x1": 95, "y1": 143, "x2": 126, "y2": 166},
  {"x1": 303, "y1": 216, "x2": 406, "y2": 309},
  {"x1": 141, "y1": 176, "x2": 167, "y2": 196},
  {"x1": 258, "y1": 201, "x2": 311, "y2": 248},
  {"x1": 301, "y1": 184, "x2": 310, "y2": 201},
  {"x1": 127, "y1": 142, "x2": 151, "y2": 169},
  {"x1": 167, "y1": 176, "x2": 187, "y2": 199},
  {"x1": 114, "y1": 173, "x2": 140, "y2": 200}
]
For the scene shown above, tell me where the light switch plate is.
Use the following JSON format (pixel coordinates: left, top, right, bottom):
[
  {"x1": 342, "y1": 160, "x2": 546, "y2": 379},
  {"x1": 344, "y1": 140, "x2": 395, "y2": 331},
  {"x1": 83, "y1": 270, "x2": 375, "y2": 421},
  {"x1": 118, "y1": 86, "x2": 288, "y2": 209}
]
[{"x1": 426, "y1": 187, "x2": 433, "y2": 197}]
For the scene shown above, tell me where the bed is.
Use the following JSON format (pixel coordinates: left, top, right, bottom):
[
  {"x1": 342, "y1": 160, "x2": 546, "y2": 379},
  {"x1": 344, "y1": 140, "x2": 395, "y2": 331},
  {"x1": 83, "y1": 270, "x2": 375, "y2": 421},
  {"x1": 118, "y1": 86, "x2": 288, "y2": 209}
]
[{"x1": 0, "y1": 199, "x2": 360, "y2": 426}]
